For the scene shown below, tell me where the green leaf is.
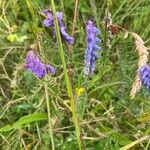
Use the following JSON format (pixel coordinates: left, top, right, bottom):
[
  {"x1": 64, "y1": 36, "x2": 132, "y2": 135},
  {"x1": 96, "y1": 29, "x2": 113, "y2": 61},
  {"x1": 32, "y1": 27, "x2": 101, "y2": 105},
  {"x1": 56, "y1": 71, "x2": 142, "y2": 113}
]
[
  {"x1": 111, "y1": 132, "x2": 131, "y2": 146},
  {"x1": 0, "y1": 113, "x2": 48, "y2": 132}
]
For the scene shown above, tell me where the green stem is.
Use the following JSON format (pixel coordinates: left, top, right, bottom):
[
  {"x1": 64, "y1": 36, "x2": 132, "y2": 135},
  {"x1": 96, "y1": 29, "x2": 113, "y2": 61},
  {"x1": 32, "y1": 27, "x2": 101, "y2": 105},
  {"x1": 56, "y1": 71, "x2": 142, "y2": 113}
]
[
  {"x1": 60, "y1": 0, "x2": 67, "y2": 27},
  {"x1": 44, "y1": 82, "x2": 55, "y2": 150},
  {"x1": 50, "y1": 0, "x2": 82, "y2": 149}
]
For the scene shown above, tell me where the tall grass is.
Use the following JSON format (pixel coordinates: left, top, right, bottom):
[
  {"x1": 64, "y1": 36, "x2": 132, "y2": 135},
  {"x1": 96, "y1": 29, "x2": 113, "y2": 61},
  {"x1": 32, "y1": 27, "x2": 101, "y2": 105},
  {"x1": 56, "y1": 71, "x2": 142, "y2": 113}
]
[{"x1": 50, "y1": 0, "x2": 82, "y2": 149}]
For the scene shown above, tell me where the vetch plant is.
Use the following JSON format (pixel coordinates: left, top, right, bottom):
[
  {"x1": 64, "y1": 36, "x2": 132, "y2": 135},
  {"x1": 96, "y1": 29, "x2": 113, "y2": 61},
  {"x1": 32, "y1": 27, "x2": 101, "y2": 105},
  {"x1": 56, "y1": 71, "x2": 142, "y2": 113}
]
[
  {"x1": 25, "y1": 49, "x2": 56, "y2": 78},
  {"x1": 84, "y1": 20, "x2": 101, "y2": 75},
  {"x1": 25, "y1": 49, "x2": 56, "y2": 149},
  {"x1": 43, "y1": 9, "x2": 74, "y2": 45}
]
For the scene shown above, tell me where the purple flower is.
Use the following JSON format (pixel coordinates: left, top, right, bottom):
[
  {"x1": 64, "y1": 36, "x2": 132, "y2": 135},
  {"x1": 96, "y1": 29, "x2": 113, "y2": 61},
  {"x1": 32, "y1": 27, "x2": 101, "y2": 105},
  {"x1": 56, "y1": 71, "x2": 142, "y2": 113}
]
[
  {"x1": 60, "y1": 26, "x2": 74, "y2": 44},
  {"x1": 139, "y1": 64, "x2": 150, "y2": 90},
  {"x1": 43, "y1": 9, "x2": 54, "y2": 27},
  {"x1": 84, "y1": 20, "x2": 101, "y2": 75},
  {"x1": 43, "y1": 9, "x2": 74, "y2": 45},
  {"x1": 56, "y1": 11, "x2": 63, "y2": 22},
  {"x1": 46, "y1": 64, "x2": 56, "y2": 74},
  {"x1": 25, "y1": 50, "x2": 56, "y2": 78}
]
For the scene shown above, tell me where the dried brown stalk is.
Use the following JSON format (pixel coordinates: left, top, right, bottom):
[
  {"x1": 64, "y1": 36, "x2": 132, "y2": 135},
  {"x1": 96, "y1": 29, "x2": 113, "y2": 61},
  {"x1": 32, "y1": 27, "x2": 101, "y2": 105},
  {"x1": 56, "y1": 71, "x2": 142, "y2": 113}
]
[
  {"x1": 119, "y1": 135, "x2": 150, "y2": 150},
  {"x1": 130, "y1": 32, "x2": 149, "y2": 98}
]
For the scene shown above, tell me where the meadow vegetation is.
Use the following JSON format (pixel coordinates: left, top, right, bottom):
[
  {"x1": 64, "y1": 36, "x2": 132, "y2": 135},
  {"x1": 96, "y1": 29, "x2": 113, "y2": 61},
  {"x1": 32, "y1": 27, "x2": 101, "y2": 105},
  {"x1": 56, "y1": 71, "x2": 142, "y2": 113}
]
[{"x1": 0, "y1": 0, "x2": 150, "y2": 149}]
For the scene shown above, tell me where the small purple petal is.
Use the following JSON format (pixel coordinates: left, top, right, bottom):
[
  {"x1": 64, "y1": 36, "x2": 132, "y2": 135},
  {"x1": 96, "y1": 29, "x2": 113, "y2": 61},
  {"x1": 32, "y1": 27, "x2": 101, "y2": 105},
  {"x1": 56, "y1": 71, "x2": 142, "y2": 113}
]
[
  {"x1": 43, "y1": 19, "x2": 53, "y2": 27},
  {"x1": 46, "y1": 64, "x2": 56, "y2": 74},
  {"x1": 93, "y1": 27, "x2": 100, "y2": 34},
  {"x1": 93, "y1": 45, "x2": 101, "y2": 50},
  {"x1": 56, "y1": 12, "x2": 63, "y2": 21},
  {"x1": 95, "y1": 37, "x2": 101, "y2": 43},
  {"x1": 43, "y1": 9, "x2": 53, "y2": 18},
  {"x1": 43, "y1": 9, "x2": 53, "y2": 27}
]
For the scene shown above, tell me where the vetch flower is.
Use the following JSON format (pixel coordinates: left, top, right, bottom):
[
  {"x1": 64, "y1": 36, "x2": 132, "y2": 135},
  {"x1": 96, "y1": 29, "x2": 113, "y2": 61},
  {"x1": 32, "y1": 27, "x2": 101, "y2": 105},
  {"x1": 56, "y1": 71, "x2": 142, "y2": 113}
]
[
  {"x1": 59, "y1": 26, "x2": 74, "y2": 44},
  {"x1": 43, "y1": 9, "x2": 54, "y2": 27},
  {"x1": 56, "y1": 12, "x2": 74, "y2": 44},
  {"x1": 56, "y1": 11, "x2": 63, "y2": 22},
  {"x1": 46, "y1": 64, "x2": 56, "y2": 74},
  {"x1": 43, "y1": 9, "x2": 74, "y2": 45},
  {"x1": 25, "y1": 50, "x2": 56, "y2": 78},
  {"x1": 139, "y1": 64, "x2": 150, "y2": 90},
  {"x1": 84, "y1": 20, "x2": 101, "y2": 75}
]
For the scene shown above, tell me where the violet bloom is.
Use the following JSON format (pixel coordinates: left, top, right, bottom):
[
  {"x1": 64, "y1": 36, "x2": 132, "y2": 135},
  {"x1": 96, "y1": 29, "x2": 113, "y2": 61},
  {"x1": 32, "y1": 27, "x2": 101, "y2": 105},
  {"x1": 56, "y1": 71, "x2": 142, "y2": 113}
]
[
  {"x1": 139, "y1": 64, "x2": 150, "y2": 90},
  {"x1": 43, "y1": 9, "x2": 74, "y2": 45},
  {"x1": 84, "y1": 20, "x2": 101, "y2": 75},
  {"x1": 43, "y1": 9, "x2": 54, "y2": 27},
  {"x1": 25, "y1": 50, "x2": 56, "y2": 78},
  {"x1": 56, "y1": 12, "x2": 74, "y2": 44}
]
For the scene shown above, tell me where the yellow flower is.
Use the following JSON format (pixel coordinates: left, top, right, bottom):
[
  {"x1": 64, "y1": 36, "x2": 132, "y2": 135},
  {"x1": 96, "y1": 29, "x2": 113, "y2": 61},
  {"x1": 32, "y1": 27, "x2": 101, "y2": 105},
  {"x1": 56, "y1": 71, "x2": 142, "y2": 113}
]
[
  {"x1": 7, "y1": 34, "x2": 27, "y2": 42},
  {"x1": 7, "y1": 34, "x2": 18, "y2": 42},
  {"x1": 75, "y1": 87, "x2": 85, "y2": 97}
]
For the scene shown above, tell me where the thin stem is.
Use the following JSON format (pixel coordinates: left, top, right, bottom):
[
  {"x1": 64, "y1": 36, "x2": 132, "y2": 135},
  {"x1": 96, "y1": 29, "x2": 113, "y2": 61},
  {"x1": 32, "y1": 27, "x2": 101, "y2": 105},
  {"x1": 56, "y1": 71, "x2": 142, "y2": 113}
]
[
  {"x1": 60, "y1": 0, "x2": 67, "y2": 27},
  {"x1": 44, "y1": 82, "x2": 55, "y2": 150},
  {"x1": 68, "y1": 0, "x2": 79, "y2": 81},
  {"x1": 71, "y1": 0, "x2": 78, "y2": 37},
  {"x1": 50, "y1": 0, "x2": 82, "y2": 149},
  {"x1": 104, "y1": 6, "x2": 108, "y2": 51}
]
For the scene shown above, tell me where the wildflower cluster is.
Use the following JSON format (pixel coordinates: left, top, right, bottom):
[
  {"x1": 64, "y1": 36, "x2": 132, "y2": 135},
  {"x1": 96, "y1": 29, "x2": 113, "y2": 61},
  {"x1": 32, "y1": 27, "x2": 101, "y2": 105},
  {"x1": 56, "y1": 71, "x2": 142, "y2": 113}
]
[
  {"x1": 25, "y1": 11, "x2": 102, "y2": 78},
  {"x1": 43, "y1": 9, "x2": 74, "y2": 45},
  {"x1": 139, "y1": 65, "x2": 150, "y2": 90},
  {"x1": 84, "y1": 20, "x2": 101, "y2": 75},
  {"x1": 25, "y1": 50, "x2": 55, "y2": 78}
]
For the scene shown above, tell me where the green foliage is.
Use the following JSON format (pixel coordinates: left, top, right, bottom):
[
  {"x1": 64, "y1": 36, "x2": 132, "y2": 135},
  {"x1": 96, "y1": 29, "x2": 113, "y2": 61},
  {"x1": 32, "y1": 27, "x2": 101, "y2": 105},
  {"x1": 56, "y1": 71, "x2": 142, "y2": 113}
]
[
  {"x1": 0, "y1": 113, "x2": 47, "y2": 132},
  {"x1": 0, "y1": 0, "x2": 150, "y2": 149}
]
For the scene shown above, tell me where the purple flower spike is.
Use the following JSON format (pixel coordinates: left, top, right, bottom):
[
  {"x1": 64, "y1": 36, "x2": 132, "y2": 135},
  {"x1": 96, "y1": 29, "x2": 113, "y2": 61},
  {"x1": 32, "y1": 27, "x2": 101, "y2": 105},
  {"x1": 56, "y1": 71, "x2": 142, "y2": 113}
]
[
  {"x1": 139, "y1": 65, "x2": 150, "y2": 90},
  {"x1": 42, "y1": 9, "x2": 74, "y2": 45},
  {"x1": 84, "y1": 20, "x2": 101, "y2": 75},
  {"x1": 25, "y1": 50, "x2": 56, "y2": 78}
]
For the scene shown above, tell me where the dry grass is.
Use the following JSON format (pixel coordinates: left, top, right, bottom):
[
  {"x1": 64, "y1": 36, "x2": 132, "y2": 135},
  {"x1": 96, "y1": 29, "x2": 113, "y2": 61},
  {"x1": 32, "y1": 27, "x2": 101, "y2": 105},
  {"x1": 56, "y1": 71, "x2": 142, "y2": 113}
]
[{"x1": 130, "y1": 32, "x2": 149, "y2": 98}]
